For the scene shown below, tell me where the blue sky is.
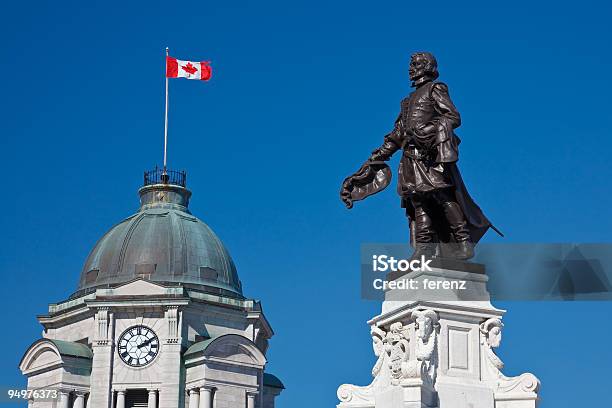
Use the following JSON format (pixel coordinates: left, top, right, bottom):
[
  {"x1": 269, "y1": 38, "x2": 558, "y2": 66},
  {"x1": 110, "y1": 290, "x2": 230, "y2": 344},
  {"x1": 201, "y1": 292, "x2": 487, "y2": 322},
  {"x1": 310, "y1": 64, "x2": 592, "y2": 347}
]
[{"x1": 1, "y1": 0, "x2": 611, "y2": 406}]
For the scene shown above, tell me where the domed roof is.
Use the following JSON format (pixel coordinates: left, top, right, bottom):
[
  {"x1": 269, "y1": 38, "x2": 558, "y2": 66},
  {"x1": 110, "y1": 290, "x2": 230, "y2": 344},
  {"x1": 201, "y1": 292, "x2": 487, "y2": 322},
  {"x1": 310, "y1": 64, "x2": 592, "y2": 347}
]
[{"x1": 75, "y1": 173, "x2": 242, "y2": 298}]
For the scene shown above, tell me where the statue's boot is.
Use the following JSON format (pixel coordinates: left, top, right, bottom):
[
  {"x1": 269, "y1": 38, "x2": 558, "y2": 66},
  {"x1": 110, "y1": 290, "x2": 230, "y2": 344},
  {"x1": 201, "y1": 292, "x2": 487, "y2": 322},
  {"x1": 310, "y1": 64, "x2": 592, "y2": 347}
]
[
  {"x1": 441, "y1": 201, "x2": 474, "y2": 260},
  {"x1": 411, "y1": 206, "x2": 436, "y2": 261}
]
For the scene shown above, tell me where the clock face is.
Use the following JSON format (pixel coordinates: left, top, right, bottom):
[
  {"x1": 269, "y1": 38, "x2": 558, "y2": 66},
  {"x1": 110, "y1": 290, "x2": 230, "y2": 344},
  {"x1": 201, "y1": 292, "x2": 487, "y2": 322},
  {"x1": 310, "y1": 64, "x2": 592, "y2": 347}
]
[{"x1": 117, "y1": 325, "x2": 159, "y2": 367}]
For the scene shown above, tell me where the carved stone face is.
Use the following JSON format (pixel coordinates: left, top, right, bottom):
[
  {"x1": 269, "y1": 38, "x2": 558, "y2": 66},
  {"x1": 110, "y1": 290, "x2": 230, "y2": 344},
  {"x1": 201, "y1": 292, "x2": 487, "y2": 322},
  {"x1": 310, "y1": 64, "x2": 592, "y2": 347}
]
[
  {"x1": 415, "y1": 316, "x2": 433, "y2": 340},
  {"x1": 372, "y1": 335, "x2": 384, "y2": 356},
  {"x1": 488, "y1": 326, "x2": 502, "y2": 348}
]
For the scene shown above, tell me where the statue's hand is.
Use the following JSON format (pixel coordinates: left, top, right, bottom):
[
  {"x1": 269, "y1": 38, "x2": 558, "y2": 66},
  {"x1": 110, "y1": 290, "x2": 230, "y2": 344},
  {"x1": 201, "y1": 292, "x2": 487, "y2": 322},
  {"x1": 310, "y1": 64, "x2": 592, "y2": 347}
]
[
  {"x1": 369, "y1": 149, "x2": 386, "y2": 162},
  {"x1": 340, "y1": 180, "x2": 354, "y2": 209},
  {"x1": 416, "y1": 122, "x2": 436, "y2": 136},
  {"x1": 342, "y1": 196, "x2": 354, "y2": 209}
]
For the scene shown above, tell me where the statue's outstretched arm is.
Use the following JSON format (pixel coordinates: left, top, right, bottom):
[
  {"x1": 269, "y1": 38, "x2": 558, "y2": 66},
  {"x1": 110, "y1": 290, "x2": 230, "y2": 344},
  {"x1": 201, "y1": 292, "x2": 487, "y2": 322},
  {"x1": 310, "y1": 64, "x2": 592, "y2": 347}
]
[
  {"x1": 369, "y1": 114, "x2": 403, "y2": 161},
  {"x1": 340, "y1": 114, "x2": 400, "y2": 208}
]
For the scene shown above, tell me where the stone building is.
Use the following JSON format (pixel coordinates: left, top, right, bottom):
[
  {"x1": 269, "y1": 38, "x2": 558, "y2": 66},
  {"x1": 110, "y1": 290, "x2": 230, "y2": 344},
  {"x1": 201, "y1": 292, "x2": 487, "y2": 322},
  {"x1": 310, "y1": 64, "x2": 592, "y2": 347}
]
[{"x1": 19, "y1": 169, "x2": 284, "y2": 408}]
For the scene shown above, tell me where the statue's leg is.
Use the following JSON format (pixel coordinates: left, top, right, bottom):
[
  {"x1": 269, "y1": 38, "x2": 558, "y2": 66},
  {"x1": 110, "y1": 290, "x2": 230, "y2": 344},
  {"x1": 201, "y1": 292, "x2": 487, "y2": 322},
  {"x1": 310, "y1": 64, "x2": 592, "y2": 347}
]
[
  {"x1": 434, "y1": 188, "x2": 474, "y2": 260},
  {"x1": 410, "y1": 195, "x2": 436, "y2": 260}
]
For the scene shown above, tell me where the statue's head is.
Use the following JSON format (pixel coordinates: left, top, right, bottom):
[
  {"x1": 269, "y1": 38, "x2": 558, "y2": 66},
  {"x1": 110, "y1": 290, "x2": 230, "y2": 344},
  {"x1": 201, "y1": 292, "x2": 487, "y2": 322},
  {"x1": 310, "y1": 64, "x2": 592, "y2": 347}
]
[
  {"x1": 413, "y1": 309, "x2": 438, "y2": 340},
  {"x1": 489, "y1": 326, "x2": 502, "y2": 348},
  {"x1": 480, "y1": 318, "x2": 504, "y2": 348},
  {"x1": 370, "y1": 326, "x2": 386, "y2": 355},
  {"x1": 409, "y1": 52, "x2": 439, "y2": 86}
]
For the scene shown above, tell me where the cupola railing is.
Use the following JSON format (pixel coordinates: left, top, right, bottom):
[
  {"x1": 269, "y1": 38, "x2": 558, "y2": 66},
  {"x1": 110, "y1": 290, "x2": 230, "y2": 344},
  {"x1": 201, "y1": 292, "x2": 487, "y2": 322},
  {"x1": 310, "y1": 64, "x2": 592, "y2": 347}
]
[{"x1": 143, "y1": 167, "x2": 187, "y2": 187}]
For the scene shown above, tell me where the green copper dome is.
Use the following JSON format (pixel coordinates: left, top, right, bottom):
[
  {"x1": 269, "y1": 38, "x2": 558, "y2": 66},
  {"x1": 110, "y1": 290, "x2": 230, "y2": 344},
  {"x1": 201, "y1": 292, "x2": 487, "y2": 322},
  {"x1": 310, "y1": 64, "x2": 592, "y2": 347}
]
[{"x1": 74, "y1": 174, "x2": 242, "y2": 298}]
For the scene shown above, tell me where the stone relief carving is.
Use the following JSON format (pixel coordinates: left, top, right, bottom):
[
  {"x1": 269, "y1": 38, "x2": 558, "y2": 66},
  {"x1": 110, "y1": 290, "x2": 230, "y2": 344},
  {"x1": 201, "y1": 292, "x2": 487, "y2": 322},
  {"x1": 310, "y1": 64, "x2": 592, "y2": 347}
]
[
  {"x1": 386, "y1": 322, "x2": 411, "y2": 382},
  {"x1": 480, "y1": 318, "x2": 540, "y2": 395},
  {"x1": 337, "y1": 309, "x2": 440, "y2": 405},
  {"x1": 95, "y1": 307, "x2": 110, "y2": 346},
  {"x1": 406, "y1": 309, "x2": 439, "y2": 385},
  {"x1": 370, "y1": 326, "x2": 386, "y2": 378},
  {"x1": 166, "y1": 306, "x2": 180, "y2": 344}
]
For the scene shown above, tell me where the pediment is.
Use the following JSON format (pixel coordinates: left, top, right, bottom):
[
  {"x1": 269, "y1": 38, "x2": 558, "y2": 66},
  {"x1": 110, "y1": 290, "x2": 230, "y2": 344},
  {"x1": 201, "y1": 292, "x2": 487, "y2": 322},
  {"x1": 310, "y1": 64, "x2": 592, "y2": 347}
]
[
  {"x1": 103, "y1": 279, "x2": 174, "y2": 297},
  {"x1": 25, "y1": 347, "x2": 61, "y2": 372},
  {"x1": 185, "y1": 334, "x2": 266, "y2": 368},
  {"x1": 19, "y1": 339, "x2": 92, "y2": 376},
  {"x1": 210, "y1": 343, "x2": 255, "y2": 364}
]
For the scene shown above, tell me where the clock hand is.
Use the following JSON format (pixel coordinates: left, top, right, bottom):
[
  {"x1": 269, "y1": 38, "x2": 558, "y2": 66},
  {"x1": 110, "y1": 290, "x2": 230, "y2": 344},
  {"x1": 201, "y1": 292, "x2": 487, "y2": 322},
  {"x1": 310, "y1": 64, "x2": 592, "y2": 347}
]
[{"x1": 137, "y1": 338, "x2": 154, "y2": 349}]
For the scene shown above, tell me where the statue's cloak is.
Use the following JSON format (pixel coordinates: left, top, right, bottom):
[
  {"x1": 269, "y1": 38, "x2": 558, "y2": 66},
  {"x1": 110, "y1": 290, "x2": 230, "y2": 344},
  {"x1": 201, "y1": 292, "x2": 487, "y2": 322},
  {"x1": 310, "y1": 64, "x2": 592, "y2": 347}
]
[{"x1": 340, "y1": 161, "x2": 501, "y2": 244}]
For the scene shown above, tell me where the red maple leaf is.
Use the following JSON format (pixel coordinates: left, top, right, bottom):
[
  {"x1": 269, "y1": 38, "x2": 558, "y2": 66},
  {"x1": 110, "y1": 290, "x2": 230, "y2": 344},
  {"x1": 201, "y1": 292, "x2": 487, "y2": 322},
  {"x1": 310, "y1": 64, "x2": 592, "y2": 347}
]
[{"x1": 181, "y1": 62, "x2": 198, "y2": 75}]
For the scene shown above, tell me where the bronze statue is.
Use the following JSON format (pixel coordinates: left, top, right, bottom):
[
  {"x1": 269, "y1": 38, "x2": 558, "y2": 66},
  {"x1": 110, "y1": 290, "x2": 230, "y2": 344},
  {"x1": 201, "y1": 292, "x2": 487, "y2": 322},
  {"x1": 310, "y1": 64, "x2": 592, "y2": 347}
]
[{"x1": 341, "y1": 52, "x2": 501, "y2": 260}]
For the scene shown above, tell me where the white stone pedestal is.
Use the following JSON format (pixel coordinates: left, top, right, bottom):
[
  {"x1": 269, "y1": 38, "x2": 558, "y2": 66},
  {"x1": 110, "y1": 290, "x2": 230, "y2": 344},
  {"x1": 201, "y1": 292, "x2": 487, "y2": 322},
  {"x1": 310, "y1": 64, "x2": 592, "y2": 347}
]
[{"x1": 337, "y1": 260, "x2": 540, "y2": 408}]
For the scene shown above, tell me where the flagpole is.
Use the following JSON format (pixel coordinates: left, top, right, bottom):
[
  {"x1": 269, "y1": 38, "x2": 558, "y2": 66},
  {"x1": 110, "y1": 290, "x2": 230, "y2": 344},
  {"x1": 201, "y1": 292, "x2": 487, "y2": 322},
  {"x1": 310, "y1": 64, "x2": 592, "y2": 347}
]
[{"x1": 163, "y1": 47, "x2": 169, "y2": 174}]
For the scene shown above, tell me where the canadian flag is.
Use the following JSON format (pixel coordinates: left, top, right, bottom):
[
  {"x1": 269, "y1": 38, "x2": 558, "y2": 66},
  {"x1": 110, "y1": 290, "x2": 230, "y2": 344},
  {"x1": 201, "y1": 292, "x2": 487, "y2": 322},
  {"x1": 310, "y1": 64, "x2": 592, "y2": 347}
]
[{"x1": 166, "y1": 56, "x2": 212, "y2": 81}]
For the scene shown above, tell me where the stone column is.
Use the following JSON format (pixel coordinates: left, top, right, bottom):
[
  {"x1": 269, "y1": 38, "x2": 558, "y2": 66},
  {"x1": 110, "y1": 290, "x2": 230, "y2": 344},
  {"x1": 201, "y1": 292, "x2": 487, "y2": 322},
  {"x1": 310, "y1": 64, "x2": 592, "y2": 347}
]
[
  {"x1": 246, "y1": 392, "x2": 257, "y2": 408},
  {"x1": 115, "y1": 391, "x2": 125, "y2": 408},
  {"x1": 73, "y1": 393, "x2": 86, "y2": 408},
  {"x1": 147, "y1": 390, "x2": 157, "y2": 408},
  {"x1": 89, "y1": 307, "x2": 114, "y2": 408},
  {"x1": 198, "y1": 387, "x2": 212, "y2": 408},
  {"x1": 188, "y1": 389, "x2": 199, "y2": 408},
  {"x1": 59, "y1": 391, "x2": 70, "y2": 408},
  {"x1": 159, "y1": 306, "x2": 183, "y2": 408}
]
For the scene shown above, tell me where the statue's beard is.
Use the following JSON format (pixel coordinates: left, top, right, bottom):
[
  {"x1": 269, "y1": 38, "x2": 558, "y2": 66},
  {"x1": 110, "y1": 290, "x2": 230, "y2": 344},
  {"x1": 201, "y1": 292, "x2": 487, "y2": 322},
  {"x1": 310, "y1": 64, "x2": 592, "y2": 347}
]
[
  {"x1": 409, "y1": 70, "x2": 423, "y2": 82},
  {"x1": 410, "y1": 71, "x2": 434, "y2": 87}
]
